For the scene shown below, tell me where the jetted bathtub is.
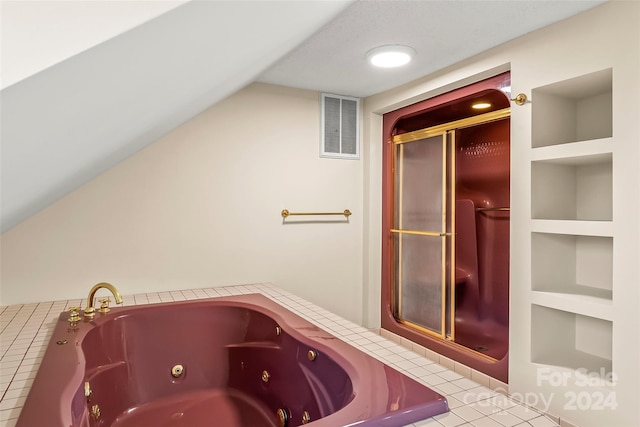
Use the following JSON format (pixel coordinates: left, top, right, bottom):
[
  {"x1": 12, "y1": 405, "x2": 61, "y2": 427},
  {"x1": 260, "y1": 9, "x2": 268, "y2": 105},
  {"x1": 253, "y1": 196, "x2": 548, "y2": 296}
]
[{"x1": 17, "y1": 294, "x2": 448, "y2": 426}]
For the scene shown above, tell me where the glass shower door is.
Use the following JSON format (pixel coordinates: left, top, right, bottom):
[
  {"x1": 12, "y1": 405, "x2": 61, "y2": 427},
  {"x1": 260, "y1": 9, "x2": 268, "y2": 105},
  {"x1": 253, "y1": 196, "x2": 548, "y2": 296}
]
[{"x1": 392, "y1": 132, "x2": 453, "y2": 338}]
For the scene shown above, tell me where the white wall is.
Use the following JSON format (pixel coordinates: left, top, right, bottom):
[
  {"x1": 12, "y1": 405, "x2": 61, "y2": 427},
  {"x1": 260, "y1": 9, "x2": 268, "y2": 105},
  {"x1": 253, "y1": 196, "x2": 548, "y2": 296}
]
[{"x1": 0, "y1": 83, "x2": 364, "y2": 324}]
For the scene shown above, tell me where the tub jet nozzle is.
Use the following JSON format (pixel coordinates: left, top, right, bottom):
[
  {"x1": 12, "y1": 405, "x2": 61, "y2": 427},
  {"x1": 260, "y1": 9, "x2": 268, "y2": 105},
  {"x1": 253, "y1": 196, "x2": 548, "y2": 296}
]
[
  {"x1": 171, "y1": 364, "x2": 185, "y2": 378},
  {"x1": 276, "y1": 408, "x2": 289, "y2": 427}
]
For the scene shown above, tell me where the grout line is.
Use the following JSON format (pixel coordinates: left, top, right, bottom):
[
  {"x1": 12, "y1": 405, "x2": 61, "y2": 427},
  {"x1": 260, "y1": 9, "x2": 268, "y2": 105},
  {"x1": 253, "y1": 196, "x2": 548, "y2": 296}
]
[{"x1": 0, "y1": 302, "x2": 55, "y2": 402}]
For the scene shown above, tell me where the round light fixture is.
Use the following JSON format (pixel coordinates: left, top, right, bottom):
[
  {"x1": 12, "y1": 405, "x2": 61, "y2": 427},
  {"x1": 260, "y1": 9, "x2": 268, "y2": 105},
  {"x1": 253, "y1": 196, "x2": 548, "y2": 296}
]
[
  {"x1": 366, "y1": 45, "x2": 415, "y2": 68},
  {"x1": 472, "y1": 102, "x2": 492, "y2": 110}
]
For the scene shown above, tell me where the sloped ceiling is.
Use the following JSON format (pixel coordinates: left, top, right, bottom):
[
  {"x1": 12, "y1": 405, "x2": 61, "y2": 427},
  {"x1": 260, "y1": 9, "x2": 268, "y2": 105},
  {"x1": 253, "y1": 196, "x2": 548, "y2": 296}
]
[
  {"x1": 0, "y1": 0, "x2": 352, "y2": 233},
  {"x1": 0, "y1": 0, "x2": 607, "y2": 234},
  {"x1": 1, "y1": 0, "x2": 190, "y2": 89}
]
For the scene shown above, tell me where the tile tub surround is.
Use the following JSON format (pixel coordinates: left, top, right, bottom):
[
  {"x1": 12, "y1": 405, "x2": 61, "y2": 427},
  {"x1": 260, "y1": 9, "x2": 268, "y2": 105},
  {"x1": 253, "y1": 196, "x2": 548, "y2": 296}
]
[{"x1": 1, "y1": 283, "x2": 559, "y2": 427}]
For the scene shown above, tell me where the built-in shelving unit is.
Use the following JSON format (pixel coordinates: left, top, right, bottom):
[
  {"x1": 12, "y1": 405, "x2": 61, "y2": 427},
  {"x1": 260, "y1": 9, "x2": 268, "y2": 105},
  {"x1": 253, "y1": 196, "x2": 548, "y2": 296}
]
[
  {"x1": 530, "y1": 68, "x2": 613, "y2": 377},
  {"x1": 504, "y1": 7, "x2": 640, "y2": 426}
]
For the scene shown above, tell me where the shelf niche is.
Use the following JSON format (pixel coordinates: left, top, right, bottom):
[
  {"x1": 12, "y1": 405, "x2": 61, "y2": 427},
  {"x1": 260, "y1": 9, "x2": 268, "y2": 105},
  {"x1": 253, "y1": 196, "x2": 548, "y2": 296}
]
[
  {"x1": 532, "y1": 68, "x2": 612, "y2": 148},
  {"x1": 532, "y1": 232, "x2": 612, "y2": 300},
  {"x1": 531, "y1": 304, "x2": 612, "y2": 375},
  {"x1": 531, "y1": 152, "x2": 612, "y2": 221}
]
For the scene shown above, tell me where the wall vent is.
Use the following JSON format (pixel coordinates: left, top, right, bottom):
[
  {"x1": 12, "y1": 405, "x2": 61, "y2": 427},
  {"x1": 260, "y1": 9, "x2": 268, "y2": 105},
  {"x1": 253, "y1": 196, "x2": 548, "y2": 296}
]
[{"x1": 320, "y1": 93, "x2": 360, "y2": 159}]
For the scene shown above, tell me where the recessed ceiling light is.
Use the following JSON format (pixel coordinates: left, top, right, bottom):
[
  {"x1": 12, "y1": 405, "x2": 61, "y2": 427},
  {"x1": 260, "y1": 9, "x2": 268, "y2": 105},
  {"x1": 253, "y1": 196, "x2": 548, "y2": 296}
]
[
  {"x1": 366, "y1": 45, "x2": 415, "y2": 68},
  {"x1": 472, "y1": 102, "x2": 492, "y2": 109}
]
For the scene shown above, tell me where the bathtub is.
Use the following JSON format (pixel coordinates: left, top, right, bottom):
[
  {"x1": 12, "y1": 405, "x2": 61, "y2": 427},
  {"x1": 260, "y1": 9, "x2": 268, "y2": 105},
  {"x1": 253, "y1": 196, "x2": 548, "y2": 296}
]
[{"x1": 17, "y1": 293, "x2": 448, "y2": 426}]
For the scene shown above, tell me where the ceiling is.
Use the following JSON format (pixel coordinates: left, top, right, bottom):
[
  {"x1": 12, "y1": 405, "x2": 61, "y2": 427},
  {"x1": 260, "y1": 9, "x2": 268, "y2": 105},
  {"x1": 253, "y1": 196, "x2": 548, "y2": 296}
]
[
  {"x1": 0, "y1": 0, "x2": 607, "y2": 233},
  {"x1": 258, "y1": 0, "x2": 607, "y2": 97}
]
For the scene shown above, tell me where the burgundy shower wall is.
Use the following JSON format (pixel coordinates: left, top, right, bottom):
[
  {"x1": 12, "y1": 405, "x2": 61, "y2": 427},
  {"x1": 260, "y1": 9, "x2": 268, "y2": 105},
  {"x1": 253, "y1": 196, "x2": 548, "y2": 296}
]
[
  {"x1": 455, "y1": 120, "x2": 510, "y2": 326},
  {"x1": 453, "y1": 119, "x2": 510, "y2": 361}
]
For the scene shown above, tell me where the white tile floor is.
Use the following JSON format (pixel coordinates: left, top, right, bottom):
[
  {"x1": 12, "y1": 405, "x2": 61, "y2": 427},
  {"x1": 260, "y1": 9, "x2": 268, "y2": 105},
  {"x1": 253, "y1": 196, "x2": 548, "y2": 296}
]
[{"x1": 0, "y1": 283, "x2": 561, "y2": 427}]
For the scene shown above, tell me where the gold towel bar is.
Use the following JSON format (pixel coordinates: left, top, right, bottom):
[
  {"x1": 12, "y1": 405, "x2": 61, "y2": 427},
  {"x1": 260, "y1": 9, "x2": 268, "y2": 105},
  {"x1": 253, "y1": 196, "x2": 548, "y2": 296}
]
[
  {"x1": 390, "y1": 229, "x2": 451, "y2": 237},
  {"x1": 475, "y1": 207, "x2": 510, "y2": 211},
  {"x1": 282, "y1": 209, "x2": 352, "y2": 218}
]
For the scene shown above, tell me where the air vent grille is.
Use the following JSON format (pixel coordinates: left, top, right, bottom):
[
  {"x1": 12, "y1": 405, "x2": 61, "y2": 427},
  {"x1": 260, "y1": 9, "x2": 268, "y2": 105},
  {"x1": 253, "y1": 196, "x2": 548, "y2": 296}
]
[{"x1": 321, "y1": 93, "x2": 360, "y2": 159}]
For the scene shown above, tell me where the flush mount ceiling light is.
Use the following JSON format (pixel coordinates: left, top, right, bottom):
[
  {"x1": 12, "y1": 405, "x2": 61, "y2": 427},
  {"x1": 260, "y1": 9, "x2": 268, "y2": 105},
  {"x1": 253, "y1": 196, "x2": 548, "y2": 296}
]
[
  {"x1": 366, "y1": 45, "x2": 416, "y2": 68},
  {"x1": 472, "y1": 102, "x2": 492, "y2": 109}
]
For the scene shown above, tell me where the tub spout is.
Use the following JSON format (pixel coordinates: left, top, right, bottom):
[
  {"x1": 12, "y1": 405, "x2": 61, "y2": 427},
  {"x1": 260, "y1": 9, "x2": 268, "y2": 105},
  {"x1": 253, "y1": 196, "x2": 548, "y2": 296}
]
[{"x1": 84, "y1": 282, "x2": 123, "y2": 318}]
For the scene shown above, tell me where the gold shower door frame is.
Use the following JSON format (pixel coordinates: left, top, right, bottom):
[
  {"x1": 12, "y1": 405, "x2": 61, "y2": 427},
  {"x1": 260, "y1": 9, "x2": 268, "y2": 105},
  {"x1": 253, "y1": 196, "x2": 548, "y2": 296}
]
[
  {"x1": 391, "y1": 130, "x2": 454, "y2": 340},
  {"x1": 390, "y1": 108, "x2": 510, "y2": 342}
]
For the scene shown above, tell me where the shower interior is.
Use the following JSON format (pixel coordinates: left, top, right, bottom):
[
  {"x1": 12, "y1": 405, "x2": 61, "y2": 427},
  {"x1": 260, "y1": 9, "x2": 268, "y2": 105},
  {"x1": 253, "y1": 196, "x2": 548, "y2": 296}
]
[
  {"x1": 451, "y1": 120, "x2": 510, "y2": 359},
  {"x1": 386, "y1": 74, "x2": 510, "y2": 367}
]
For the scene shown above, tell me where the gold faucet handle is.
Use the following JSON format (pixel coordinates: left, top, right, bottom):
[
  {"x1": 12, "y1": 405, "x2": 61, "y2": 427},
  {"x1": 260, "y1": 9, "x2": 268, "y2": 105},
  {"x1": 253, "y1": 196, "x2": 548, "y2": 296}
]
[
  {"x1": 68, "y1": 306, "x2": 81, "y2": 322},
  {"x1": 83, "y1": 306, "x2": 95, "y2": 319},
  {"x1": 98, "y1": 297, "x2": 111, "y2": 314},
  {"x1": 99, "y1": 297, "x2": 112, "y2": 313}
]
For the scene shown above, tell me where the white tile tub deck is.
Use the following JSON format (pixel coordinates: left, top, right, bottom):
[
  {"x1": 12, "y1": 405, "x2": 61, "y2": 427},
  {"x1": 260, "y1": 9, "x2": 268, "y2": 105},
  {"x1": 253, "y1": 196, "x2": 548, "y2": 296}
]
[{"x1": 0, "y1": 283, "x2": 560, "y2": 427}]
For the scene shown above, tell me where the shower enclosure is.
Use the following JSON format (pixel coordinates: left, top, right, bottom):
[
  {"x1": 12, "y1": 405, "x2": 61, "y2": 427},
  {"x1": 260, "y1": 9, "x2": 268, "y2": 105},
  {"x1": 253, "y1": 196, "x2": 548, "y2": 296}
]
[{"x1": 381, "y1": 73, "x2": 511, "y2": 382}]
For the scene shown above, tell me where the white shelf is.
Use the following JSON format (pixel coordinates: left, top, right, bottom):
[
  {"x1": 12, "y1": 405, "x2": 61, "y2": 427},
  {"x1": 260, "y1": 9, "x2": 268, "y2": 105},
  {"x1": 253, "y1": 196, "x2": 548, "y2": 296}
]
[
  {"x1": 530, "y1": 220, "x2": 613, "y2": 236},
  {"x1": 533, "y1": 349, "x2": 613, "y2": 378},
  {"x1": 531, "y1": 291, "x2": 613, "y2": 321},
  {"x1": 531, "y1": 137, "x2": 612, "y2": 163}
]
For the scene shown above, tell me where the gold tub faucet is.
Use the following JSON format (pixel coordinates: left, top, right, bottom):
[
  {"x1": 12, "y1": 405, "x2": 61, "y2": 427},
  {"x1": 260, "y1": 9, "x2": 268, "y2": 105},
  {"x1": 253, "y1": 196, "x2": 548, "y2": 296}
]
[{"x1": 84, "y1": 282, "x2": 123, "y2": 318}]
